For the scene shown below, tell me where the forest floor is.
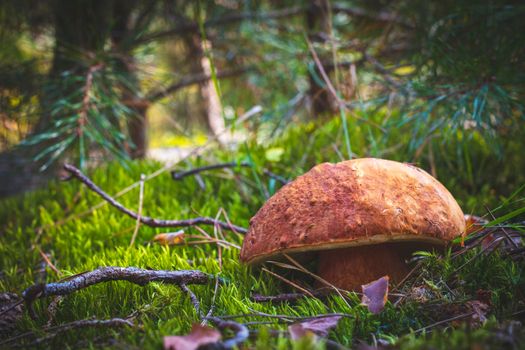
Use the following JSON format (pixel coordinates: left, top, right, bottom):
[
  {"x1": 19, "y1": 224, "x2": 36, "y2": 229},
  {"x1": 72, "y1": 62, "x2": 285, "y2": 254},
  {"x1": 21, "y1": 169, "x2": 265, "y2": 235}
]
[{"x1": 1, "y1": 119, "x2": 524, "y2": 349}]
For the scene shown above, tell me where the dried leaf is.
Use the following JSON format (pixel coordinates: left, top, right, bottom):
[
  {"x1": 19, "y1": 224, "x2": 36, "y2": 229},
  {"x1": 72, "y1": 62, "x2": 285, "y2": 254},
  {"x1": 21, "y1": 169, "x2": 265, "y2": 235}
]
[
  {"x1": 361, "y1": 276, "x2": 389, "y2": 314},
  {"x1": 163, "y1": 324, "x2": 221, "y2": 350},
  {"x1": 476, "y1": 289, "x2": 492, "y2": 306},
  {"x1": 466, "y1": 300, "x2": 489, "y2": 327},
  {"x1": 464, "y1": 214, "x2": 487, "y2": 235},
  {"x1": 288, "y1": 316, "x2": 342, "y2": 340},
  {"x1": 153, "y1": 230, "x2": 185, "y2": 245}
]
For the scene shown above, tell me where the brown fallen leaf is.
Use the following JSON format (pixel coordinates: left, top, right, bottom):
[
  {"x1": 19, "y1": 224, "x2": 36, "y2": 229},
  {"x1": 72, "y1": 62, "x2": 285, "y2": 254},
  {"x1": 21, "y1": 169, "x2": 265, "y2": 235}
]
[
  {"x1": 361, "y1": 276, "x2": 389, "y2": 314},
  {"x1": 464, "y1": 214, "x2": 487, "y2": 235},
  {"x1": 153, "y1": 230, "x2": 185, "y2": 245},
  {"x1": 476, "y1": 289, "x2": 492, "y2": 307},
  {"x1": 466, "y1": 300, "x2": 489, "y2": 327},
  {"x1": 163, "y1": 324, "x2": 221, "y2": 350},
  {"x1": 288, "y1": 315, "x2": 342, "y2": 340}
]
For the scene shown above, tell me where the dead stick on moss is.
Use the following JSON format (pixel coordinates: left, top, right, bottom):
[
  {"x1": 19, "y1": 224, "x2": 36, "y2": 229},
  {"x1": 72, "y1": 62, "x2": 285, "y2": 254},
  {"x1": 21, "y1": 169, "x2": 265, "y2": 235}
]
[
  {"x1": 37, "y1": 247, "x2": 62, "y2": 276},
  {"x1": 414, "y1": 312, "x2": 474, "y2": 333},
  {"x1": 251, "y1": 290, "x2": 330, "y2": 304},
  {"x1": 453, "y1": 236, "x2": 505, "y2": 273},
  {"x1": 0, "y1": 317, "x2": 135, "y2": 347},
  {"x1": 33, "y1": 107, "x2": 262, "y2": 239},
  {"x1": 179, "y1": 284, "x2": 202, "y2": 317},
  {"x1": 171, "y1": 162, "x2": 250, "y2": 179},
  {"x1": 203, "y1": 276, "x2": 220, "y2": 323},
  {"x1": 484, "y1": 205, "x2": 520, "y2": 249},
  {"x1": 205, "y1": 316, "x2": 250, "y2": 349},
  {"x1": 45, "y1": 295, "x2": 64, "y2": 327},
  {"x1": 261, "y1": 267, "x2": 315, "y2": 298},
  {"x1": 171, "y1": 162, "x2": 290, "y2": 185},
  {"x1": 282, "y1": 254, "x2": 352, "y2": 309},
  {"x1": 219, "y1": 311, "x2": 355, "y2": 322},
  {"x1": 130, "y1": 174, "x2": 146, "y2": 247},
  {"x1": 22, "y1": 266, "x2": 216, "y2": 318},
  {"x1": 62, "y1": 164, "x2": 247, "y2": 234}
]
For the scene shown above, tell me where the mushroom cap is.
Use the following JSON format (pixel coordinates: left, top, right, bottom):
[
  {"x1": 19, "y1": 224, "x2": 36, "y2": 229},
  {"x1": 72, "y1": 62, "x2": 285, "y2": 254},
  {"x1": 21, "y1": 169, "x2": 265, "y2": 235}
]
[{"x1": 240, "y1": 158, "x2": 465, "y2": 264}]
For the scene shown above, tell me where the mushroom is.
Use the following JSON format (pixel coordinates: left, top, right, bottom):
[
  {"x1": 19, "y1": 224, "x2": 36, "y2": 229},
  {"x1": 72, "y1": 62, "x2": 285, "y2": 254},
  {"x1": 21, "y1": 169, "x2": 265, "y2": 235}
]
[{"x1": 240, "y1": 158, "x2": 465, "y2": 291}]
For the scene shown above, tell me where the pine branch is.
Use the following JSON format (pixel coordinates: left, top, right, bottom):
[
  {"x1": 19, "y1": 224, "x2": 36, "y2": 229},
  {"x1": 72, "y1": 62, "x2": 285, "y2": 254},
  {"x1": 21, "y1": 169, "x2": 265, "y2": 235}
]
[
  {"x1": 137, "y1": 5, "x2": 411, "y2": 45},
  {"x1": 147, "y1": 67, "x2": 250, "y2": 103}
]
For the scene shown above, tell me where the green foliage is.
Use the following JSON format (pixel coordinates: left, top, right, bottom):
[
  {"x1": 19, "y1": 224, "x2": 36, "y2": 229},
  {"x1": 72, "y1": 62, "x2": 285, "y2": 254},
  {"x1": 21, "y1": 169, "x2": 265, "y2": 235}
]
[
  {"x1": 397, "y1": 321, "x2": 525, "y2": 350},
  {"x1": 19, "y1": 60, "x2": 138, "y2": 170},
  {"x1": 2, "y1": 0, "x2": 525, "y2": 170}
]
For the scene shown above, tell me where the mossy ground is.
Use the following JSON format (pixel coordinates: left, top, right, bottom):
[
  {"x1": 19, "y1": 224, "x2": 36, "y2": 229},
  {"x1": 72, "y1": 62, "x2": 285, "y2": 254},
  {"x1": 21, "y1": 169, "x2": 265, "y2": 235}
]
[{"x1": 1, "y1": 118, "x2": 524, "y2": 349}]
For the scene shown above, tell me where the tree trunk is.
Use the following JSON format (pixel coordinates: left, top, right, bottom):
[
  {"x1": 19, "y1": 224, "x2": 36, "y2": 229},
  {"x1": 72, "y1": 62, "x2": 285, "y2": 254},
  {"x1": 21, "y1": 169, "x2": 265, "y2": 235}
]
[
  {"x1": 199, "y1": 40, "x2": 228, "y2": 146},
  {"x1": 126, "y1": 100, "x2": 149, "y2": 159},
  {"x1": 182, "y1": 34, "x2": 228, "y2": 145},
  {"x1": 306, "y1": 0, "x2": 337, "y2": 117},
  {"x1": 111, "y1": 0, "x2": 148, "y2": 159}
]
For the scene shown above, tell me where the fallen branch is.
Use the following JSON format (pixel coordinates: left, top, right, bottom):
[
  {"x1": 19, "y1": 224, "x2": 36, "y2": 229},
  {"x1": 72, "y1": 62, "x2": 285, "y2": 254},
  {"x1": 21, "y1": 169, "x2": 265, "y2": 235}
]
[
  {"x1": 217, "y1": 311, "x2": 354, "y2": 324},
  {"x1": 63, "y1": 164, "x2": 247, "y2": 234},
  {"x1": 414, "y1": 312, "x2": 475, "y2": 333},
  {"x1": 179, "y1": 284, "x2": 202, "y2": 318},
  {"x1": 0, "y1": 317, "x2": 134, "y2": 347},
  {"x1": 171, "y1": 162, "x2": 250, "y2": 180},
  {"x1": 262, "y1": 169, "x2": 290, "y2": 185},
  {"x1": 206, "y1": 316, "x2": 250, "y2": 349},
  {"x1": 171, "y1": 162, "x2": 290, "y2": 185},
  {"x1": 22, "y1": 266, "x2": 216, "y2": 318},
  {"x1": 251, "y1": 290, "x2": 330, "y2": 304}
]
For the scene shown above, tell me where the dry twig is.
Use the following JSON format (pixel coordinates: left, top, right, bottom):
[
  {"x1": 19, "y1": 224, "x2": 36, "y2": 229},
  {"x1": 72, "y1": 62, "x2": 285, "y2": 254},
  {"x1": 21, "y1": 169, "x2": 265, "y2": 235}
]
[
  {"x1": 0, "y1": 317, "x2": 135, "y2": 348},
  {"x1": 22, "y1": 266, "x2": 216, "y2": 318},
  {"x1": 129, "y1": 174, "x2": 146, "y2": 247},
  {"x1": 179, "y1": 284, "x2": 202, "y2": 318},
  {"x1": 171, "y1": 161, "x2": 290, "y2": 185},
  {"x1": 63, "y1": 164, "x2": 247, "y2": 234},
  {"x1": 251, "y1": 290, "x2": 329, "y2": 304},
  {"x1": 34, "y1": 107, "x2": 262, "y2": 238},
  {"x1": 206, "y1": 316, "x2": 250, "y2": 349}
]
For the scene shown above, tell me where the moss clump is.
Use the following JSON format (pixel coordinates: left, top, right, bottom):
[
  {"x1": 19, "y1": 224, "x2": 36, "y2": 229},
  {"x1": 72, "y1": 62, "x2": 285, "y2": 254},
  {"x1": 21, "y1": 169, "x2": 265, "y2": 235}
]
[{"x1": 1, "y1": 118, "x2": 524, "y2": 348}]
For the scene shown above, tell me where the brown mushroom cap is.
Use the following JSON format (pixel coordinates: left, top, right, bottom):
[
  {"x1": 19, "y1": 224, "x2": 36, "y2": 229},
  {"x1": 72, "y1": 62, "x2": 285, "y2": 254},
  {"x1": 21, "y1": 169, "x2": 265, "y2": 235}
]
[{"x1": 240, "y1": 158, "x2": 465, "y2": 264}]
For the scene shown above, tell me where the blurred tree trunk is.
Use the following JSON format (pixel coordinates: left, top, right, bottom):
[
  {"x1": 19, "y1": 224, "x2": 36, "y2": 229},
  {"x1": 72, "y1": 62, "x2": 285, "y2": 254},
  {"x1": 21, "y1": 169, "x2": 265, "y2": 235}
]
[
  {"x1": 111, "y1": 0, "x2": 148, "y2": 159},
  {"x1": 306, "y1": 0, "x2": 337, "y2": 117},
  {"x1": 184, "y1": 34, "x2": 227, "y2": 145},
  {"x1": 0, "y1": 0, "x2": 115, "y2": 197},
  {"x1": 199, "y1": 39, "x2": 227, "y2": 145},
  {"x1": 183, "y1": 34, "x2": 211, "y2": 130}
]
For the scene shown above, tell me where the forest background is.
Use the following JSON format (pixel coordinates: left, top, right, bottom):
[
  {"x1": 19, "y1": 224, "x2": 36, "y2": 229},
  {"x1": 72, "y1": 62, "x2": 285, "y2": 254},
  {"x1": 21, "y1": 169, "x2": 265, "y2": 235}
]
[{"x1": 0, "y1": 0, "x2": 524, "y2": 349}]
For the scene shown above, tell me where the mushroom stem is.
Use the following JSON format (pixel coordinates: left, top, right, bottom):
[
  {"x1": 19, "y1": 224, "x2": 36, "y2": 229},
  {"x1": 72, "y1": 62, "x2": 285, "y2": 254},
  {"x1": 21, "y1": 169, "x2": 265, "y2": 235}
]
[{"x1": 316, "y1": 243, "x2": 435, "y2": 291}]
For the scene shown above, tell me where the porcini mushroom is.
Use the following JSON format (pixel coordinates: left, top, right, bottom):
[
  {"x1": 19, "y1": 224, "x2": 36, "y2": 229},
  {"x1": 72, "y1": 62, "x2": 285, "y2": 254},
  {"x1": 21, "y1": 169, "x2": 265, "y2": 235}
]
[{"x1": 240, "y1": 158, "x2": 465, "y2": 291}]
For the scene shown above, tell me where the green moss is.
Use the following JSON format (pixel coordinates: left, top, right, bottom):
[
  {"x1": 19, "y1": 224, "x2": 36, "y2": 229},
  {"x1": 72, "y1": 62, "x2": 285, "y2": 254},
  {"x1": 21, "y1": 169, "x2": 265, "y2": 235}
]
[{"x1": 1, "y1": 118, "x2": 524, "y2": 348}]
